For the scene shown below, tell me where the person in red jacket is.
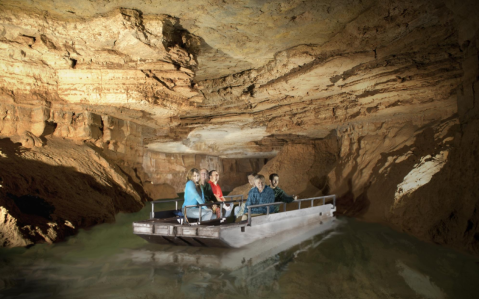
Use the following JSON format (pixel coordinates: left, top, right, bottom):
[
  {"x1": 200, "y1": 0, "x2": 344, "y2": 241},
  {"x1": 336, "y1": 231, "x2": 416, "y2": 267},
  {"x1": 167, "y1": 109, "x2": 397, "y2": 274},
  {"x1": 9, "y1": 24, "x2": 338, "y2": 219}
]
[{"x1": 208, "y1": 170, "x2": 233, "y2": 217}]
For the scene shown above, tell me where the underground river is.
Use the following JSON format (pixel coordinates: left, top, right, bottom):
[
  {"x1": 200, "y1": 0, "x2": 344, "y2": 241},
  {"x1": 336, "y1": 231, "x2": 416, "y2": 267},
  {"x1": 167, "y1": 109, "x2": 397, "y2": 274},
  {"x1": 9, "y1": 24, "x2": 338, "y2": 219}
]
[{"x1": 0, "y1": 201, "x2": 478, "y2": 299}]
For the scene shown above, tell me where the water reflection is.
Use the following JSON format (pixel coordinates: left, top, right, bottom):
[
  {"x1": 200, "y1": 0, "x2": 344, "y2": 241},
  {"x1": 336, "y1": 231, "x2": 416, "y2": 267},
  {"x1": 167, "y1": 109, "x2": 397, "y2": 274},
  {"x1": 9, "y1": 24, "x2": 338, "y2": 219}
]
[{"x1": 0, "y1": 204, "x2": 478, "y2": 299}]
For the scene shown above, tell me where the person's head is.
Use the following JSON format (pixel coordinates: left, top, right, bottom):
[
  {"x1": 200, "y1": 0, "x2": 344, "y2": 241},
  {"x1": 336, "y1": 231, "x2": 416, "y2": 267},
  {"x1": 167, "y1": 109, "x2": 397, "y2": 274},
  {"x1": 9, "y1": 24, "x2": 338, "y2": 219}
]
[
  {"x1": 248, "y1": 172, "x2": 257, "y2": 186},
  {"x1": 269, "y1": 173, "x2": 279, "y2": 188},
  {"x1": 199, "y1": 168, "x2": 209, "y2": 184},
  {"x1": 186, "y1": 168, "x2": 200, "y2": 184},
  {"x1": 209, "y1": 170, "x2": 219, "y2": 183},
  {"x1": 254, "y1": 174, "x2": 266, "y2": 193}
]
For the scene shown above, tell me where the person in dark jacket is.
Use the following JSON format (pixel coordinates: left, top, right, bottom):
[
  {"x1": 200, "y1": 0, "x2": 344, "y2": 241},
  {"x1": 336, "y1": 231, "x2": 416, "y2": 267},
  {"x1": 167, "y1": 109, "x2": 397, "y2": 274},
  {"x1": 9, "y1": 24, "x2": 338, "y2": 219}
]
[
  {"x1": 269, "y1": 173, "x2": 297, "y2": 212},
  {"x1": 200, "y1": 168, "x2": 218, "y2": 217},
  {"x1": 200, "y1": 168, "x2": 215, "y2": 202}
]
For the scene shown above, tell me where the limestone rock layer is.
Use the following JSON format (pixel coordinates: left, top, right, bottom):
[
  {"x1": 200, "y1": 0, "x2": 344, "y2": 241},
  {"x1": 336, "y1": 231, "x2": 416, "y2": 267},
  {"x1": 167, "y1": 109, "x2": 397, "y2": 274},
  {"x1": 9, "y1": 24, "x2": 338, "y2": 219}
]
[{"x1": 0, "y1": 0, "x2": 478, "y2": 254}]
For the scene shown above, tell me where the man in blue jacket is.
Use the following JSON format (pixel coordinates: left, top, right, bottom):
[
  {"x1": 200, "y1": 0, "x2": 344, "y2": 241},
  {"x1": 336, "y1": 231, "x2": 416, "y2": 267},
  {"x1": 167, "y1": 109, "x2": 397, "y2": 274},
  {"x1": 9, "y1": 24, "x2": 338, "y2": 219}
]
[{"x1": 239, "y1": 174, "x2": 275, "y2": 218}]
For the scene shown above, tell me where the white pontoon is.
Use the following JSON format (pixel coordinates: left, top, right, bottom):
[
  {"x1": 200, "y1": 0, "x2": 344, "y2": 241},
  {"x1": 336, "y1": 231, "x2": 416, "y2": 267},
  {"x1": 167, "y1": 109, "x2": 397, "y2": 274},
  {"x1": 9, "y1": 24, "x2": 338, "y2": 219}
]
[{"x1": 133, "y1": 194, "x2": 336, "y2": 248}]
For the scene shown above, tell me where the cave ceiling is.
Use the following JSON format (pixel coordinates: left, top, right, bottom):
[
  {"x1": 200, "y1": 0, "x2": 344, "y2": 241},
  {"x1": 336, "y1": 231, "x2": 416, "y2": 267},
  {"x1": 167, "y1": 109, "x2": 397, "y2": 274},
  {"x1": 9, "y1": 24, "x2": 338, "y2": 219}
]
[{"x1": 0, "y1": 0, "x2": 470, "y2": 158}]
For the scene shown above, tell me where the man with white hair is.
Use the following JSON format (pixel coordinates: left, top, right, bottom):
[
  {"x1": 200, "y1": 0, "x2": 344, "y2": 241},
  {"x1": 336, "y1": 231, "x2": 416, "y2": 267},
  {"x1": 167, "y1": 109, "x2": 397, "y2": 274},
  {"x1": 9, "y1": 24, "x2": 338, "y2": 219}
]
[{"x1": 237, "y1": 174, "x2": 275, "y2": 219}]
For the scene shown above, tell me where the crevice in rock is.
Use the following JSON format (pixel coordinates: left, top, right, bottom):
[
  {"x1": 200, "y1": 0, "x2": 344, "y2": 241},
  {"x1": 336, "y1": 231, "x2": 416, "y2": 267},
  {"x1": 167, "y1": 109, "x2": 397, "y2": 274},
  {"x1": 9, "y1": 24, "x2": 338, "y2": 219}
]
[
  {"x1": 70, "y1": 58, "x2": 77, "y2": 69},
  {"x1": 40, "y1": 34, "x2": 57, "y2": 50},
  {"x1": 141, "y1": 70, "x2": 174, "y2": 90},
  {"x1": 7, "y1": 193, "x2": 55, "y2": 220}
]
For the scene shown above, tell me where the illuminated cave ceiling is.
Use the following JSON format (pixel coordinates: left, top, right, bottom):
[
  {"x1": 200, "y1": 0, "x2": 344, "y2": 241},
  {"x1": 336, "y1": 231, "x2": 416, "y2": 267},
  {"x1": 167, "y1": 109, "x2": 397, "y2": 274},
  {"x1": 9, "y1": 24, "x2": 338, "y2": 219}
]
[{"x1": 0, "y1": 0, "x2": 475, "y2": 157}]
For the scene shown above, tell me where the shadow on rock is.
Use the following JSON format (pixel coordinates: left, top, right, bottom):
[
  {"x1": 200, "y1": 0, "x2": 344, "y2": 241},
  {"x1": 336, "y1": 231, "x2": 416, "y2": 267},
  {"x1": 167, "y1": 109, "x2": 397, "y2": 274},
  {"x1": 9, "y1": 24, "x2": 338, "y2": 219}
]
[{"x1": 0, "y1": 138, "x2": 143, "y2": 247}]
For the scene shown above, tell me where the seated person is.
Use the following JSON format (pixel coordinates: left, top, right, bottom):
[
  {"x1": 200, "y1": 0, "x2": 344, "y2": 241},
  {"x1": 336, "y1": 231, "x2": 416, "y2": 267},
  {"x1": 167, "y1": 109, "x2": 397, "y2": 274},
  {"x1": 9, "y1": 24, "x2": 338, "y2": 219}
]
[
  {"x1": 200, "y1": 168, "x2": 218, "y2": 218},
  {"x1": 182, "y1": 168, "x2": 213, "y2": 221},
  {"x1": 208, "y1": 170, "x2": 233, "y2": 218},
  {"x1": 248, "y1": 172, "x2": 258, "y2": 188},
  {"x1": 237, "y1": 174, "x2": 275, "y2": 219},
  {"x1": 269, "y1": 173, "x2": 297, "y2": 212},
  {"x1": 233, "y1": 171, "x2": 258, "y2": 217}
]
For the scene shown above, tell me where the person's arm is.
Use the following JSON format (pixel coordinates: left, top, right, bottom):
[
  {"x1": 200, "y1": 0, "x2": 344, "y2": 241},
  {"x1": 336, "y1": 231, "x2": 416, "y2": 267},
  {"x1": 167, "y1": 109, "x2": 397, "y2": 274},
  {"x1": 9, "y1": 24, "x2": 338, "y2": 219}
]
[
  {"x1": 218, "y1": 185, "x2": 224, "y2": 200},
  {"x1": 237, "y1": 190, "x2": 253, "y2": 218},
  {"x1": 264, "y1": 187, "x2": 276, "y2": 214},
  {"x1": 276, "y1": 188, "x2": 296, "y2": 203},
  {"x1": 267, "y1": 188, "x2": 276, "y2": 203},
  {"x1": 185, "y1": 181, "x2": 205, "y2": 205},
  {"x1": 243, "y1": 189, "x2": 255, "y2": 214},
  {"x1": 204, "y1": 183, "x2": 215, "y2": 202}
]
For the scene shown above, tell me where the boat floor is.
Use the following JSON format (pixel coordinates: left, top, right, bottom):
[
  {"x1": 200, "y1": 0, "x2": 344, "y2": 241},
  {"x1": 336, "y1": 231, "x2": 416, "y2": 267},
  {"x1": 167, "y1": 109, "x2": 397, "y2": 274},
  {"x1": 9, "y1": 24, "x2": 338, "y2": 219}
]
[
  {"x1": 134, "y1": 217, "x2": 247, "y2": 227},
  {"x1": 134, "y1": 204, "x2": 335, "y2": 248}
]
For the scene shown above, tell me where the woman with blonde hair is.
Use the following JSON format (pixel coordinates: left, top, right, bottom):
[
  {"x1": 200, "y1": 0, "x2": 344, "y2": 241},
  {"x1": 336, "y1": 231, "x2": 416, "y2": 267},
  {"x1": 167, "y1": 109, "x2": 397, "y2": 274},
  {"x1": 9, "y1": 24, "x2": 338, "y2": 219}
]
[{"x1": 182, "y1": 168, "x2": 213, "y2": 221}]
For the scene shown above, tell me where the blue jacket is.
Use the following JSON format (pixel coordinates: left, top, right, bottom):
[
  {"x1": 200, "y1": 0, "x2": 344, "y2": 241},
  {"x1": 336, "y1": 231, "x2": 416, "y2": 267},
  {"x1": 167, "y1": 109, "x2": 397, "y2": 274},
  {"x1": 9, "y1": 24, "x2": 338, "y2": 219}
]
[
  {"x1": 182, "y1": 181, "x2": 207, "y2": 211},
  {"x1": 245, "y1": 185, "x2": 275, "y2": 214}
]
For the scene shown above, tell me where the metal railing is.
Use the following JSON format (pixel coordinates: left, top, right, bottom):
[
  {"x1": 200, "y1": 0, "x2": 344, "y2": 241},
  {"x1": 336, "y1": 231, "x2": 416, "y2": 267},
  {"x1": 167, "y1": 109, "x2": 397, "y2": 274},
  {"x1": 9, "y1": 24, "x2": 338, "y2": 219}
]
[
  {"x1": 293, "y1": 195, "x2": 336, "y2": 210},
  {"x1": 245, "y1": 194, "x2": 336, "y2": 226},
  {"x1": 150, "y1": 198, "x2": 183, "y2": 219},
  {"x1": 150, "y1": 194, "x2": 336, "y2": 226},
  {"x1": 149, "y1": 195, "x2": 245, "y2": 223},
  {"x1": 183, "y1": 195, "x2": 244, "y2": 224}
]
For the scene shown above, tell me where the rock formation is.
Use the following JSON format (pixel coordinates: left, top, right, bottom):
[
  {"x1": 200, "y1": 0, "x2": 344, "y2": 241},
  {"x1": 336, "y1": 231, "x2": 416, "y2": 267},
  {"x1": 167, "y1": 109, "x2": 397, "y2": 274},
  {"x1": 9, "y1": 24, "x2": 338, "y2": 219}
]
[
  {"x1": 0, "y1": 0, "x2": 478, "y2": 254},
  {"x1": 0, "y1": 137, "x2": 144, "y2": 246}
]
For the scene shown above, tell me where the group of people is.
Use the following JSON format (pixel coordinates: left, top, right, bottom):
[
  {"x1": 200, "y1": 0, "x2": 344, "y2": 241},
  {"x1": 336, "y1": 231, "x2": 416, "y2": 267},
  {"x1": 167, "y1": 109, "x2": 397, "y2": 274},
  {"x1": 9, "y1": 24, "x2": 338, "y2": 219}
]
[{"x1": 182, "y1": 168, "x2": 298, "y2": 222}]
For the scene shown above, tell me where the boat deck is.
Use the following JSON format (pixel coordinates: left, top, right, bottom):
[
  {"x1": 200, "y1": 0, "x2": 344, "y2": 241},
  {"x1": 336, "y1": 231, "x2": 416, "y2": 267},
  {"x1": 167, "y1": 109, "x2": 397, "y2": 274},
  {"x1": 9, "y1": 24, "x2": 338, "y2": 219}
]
[{"x1": 133, "y1": 195, "x2": 336, "y2": 248}]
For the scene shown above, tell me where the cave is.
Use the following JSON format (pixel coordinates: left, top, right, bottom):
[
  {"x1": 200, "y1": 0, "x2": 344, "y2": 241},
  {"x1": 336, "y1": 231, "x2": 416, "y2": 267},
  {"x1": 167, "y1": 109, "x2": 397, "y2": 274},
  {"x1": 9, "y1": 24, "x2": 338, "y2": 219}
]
[{"x1": 0, "y1": 0, "x2": 479, "y2": 297}]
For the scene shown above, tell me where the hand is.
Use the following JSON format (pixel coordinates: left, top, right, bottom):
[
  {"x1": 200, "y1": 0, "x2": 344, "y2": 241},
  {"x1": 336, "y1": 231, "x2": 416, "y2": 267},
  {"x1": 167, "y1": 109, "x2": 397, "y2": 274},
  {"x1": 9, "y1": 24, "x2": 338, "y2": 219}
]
[
  {"x1": 212, "y1": 204, "x2": 218, "y2": 212},
  {"x1": 293, "y1": 195, "x2": 298, "y2": 200}
]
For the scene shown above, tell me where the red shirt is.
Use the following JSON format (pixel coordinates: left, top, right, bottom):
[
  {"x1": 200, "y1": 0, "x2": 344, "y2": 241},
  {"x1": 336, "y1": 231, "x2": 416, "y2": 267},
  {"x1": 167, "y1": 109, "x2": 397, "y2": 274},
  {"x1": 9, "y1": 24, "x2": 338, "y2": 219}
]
[{"x1": 208, "y1": 181, "x2": 224, "y2": 200}]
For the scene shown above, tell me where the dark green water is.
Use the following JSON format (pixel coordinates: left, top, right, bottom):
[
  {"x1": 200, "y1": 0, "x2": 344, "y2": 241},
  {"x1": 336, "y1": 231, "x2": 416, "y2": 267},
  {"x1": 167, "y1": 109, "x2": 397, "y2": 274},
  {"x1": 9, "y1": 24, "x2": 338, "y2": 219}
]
[{"x1": 0, "y1": 202, "x2": 478, "y2": 299}]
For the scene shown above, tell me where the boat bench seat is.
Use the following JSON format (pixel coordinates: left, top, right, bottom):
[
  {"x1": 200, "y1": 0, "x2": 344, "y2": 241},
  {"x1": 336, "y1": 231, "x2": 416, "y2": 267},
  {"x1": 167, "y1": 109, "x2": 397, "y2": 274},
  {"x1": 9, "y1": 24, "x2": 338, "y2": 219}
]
[
  {"x1": 154, "y1": 209, "x2": 184, "y2": 219},
  {"x1": 238, "y1": 213, "x2": 263, "y2": 222}
]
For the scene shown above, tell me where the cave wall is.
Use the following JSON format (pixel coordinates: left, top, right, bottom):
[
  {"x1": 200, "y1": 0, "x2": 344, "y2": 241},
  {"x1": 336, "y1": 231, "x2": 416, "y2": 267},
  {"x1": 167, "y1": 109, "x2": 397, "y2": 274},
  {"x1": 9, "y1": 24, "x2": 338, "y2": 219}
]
[
  {"x1": 229, "y1": 114, "x2": 476, "y2": 253},
  {"x1": 0, "y1": 137, "x2": 144, "y2": 247},
  {"x1": 226, "y1": 0, "x2": 479, "y2": 255},
  {"x1": 229, "y1": 33, "x2": 479, "y2": 253}
]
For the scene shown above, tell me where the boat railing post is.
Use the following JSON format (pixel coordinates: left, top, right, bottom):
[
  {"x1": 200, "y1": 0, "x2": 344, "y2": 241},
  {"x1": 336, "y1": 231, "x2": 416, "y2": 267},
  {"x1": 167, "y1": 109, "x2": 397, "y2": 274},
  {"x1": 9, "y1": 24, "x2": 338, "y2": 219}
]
[
  {"x1": 150, "y1": 202, "x2": 154, "y2": 219},
  {"x1": 198, "y1": 205, "x2": 202, "y2": 224},
  {"x1": 311, "y1": 199, "x2": 314, "y2": 207},
  {"x1": 183, "y1": 207, "x2": 187, "y2": 225},
  {"x1": 266, "y1": 205, "x2": 270, "y2": 215},
  {"x1": 333, "y1": 194, "x2": 336, "y2": 208},
  {"x1": 221, "y1": 202, "x2": 224, "y2": 218},
  {"x1": 175, "y1": 200, "x2": 178, "y2": 210},
  {"x1": 298, "y1": 201, "x2": 301, "y2": 209},
  {"x1": 247, "y1": 207, "x2": 251, "y2": 226}
]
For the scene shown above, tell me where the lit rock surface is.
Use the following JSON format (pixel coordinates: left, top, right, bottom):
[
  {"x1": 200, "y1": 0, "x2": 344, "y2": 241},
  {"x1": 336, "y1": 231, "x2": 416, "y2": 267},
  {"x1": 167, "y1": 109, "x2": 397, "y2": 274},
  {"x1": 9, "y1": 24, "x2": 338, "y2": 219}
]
[{"x1": 0, "y1": 0, "x2": 478, "y2": 254}]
